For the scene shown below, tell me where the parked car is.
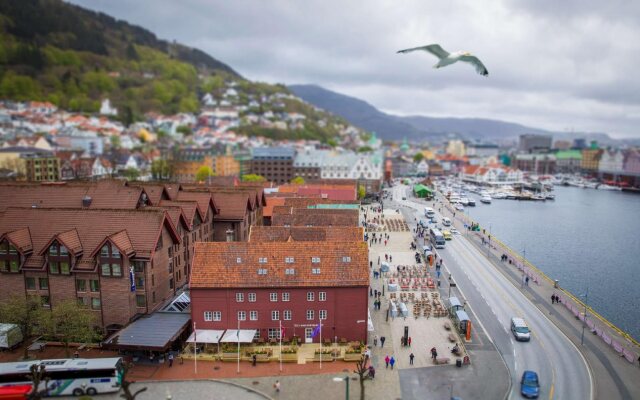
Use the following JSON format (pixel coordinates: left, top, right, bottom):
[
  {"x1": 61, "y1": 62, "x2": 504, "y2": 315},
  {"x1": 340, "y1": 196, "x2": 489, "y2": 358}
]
[{"x1": 520, "y1": 370, "x2": 540, "y2": 398}]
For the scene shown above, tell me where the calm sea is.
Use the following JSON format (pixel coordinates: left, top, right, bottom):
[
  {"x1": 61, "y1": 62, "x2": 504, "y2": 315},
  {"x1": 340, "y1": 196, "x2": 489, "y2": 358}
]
[{"x1": 465, "y1": 186, "x2": 640, "y2": 341}]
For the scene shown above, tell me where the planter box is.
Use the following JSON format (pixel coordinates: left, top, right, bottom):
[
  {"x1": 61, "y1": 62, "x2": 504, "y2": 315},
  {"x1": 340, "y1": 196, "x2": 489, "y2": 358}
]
[
  {"x1": 280, "y1": 353, "x2": 298, "y2": 363},
  {"x1": 344, "y1": 353, "x2": 364, "y2": 362},
  {"x1": 313, "y1": 354, "x2": 335, "y2": 362},
  {"x1": 252, "y1": 353, "x2": 271, "y2": 362},
  {"x1": 221, "y1": 352, "x2": 241, "y2": 362}
]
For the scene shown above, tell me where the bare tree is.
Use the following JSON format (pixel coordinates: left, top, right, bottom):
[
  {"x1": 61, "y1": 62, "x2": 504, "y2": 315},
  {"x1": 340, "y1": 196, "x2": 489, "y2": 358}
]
[
  {"x1": 119, "y1": 362, "x2": 147, "y2": 400},
  {"x1": 353, "y1": 355, "x2": 372, "y2": 400},
  {"x1": 26, "y1": 364, "x2": 49, "y2": 400}
]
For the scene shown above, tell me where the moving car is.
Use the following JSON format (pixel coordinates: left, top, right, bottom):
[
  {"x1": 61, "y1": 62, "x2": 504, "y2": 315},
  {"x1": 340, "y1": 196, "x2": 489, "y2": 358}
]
[
  {"x1": 511, "y1": 317, "x2": 531, "y2": 342},
  {"x1": 520, "y1": 370, "x2": 540, "y2": 398},
  {"x1": 442, "y1": 230, "x2": 452, "y2": 240},
  {"x1": 442, "y1": 217, "x2": 451, "y2": 226}
]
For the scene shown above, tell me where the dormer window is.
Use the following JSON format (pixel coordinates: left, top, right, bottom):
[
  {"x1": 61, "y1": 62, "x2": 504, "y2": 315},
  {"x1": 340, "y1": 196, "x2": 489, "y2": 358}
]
[
  {"x1": 257, "y1": 268, "x2": 267, "y2": 275},
  {"x1": 236, "y1": 257, "x2": 242, "y2": 264},
  {"x1": 100, "y1": 243, "x2": 122, "y2": 277},
  {"x1": 285, "y1": 268, "x2": 295, "y2": 275},
  {"x1": 312, "y1": 268, "x2": 321, "y2": 274},
  {"x1": 258, "y1": 257, "x2": 268, "y2": 264},
  {"x1": 342, "y1": 256, "x2": 351, "y2": 263},
  {"x1": 0, "y1": 241, "x2": 19, "y2": 273},
  {"x1": 48, "y1": 242, "x2": 70, "y2": 275},
  {"x1": 311, "y1": 257, "x2": 320, "y2": 263}
]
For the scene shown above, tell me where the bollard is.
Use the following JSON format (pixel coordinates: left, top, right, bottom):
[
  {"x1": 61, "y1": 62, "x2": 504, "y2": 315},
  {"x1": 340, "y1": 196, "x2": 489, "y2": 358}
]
[{"x1": 554, "y1": 280, "x2": 559, "y2": 288}]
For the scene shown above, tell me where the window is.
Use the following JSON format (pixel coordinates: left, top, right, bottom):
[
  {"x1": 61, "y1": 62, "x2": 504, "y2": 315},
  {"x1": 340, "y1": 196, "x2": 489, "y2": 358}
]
[
  {"x1": 271, "y1": 310, "x2": 279, "y2": 321},
  {"x1": 342, "y1": 256, "x2": 351, "y2": 263},
  {"x1": 77, "y1": 297, "x2": 88, "y2": 307},
  {"x1": 270, "y1": 293, "x2": 278, "y2": 302},
  {"x1": 48, "y1": 261, "x2": 59, "y2": 274},
  {"x1": 99, "y1": 243, "x2": 122, "y2": 277},
  {"x1": 312, "y1": 268, "x2": 321, "y2": 274},
  {"x1": 204, "y1": 311, "x2": 213, "y2": 321},
  {"x1": 169, "y1": 278, "x2": 174, "y2": 289},
  {"x1": 213, "y1": 311, "x2": 221, "y2": 321},
  {"x1": 285, "y1": 268, "x2": 295, "y2": 275},
  {"x1": 135, "y1": 276, "x2": 144, "y2": 289},
  {"x1": 89, "y1": 280, "x2": 100, "y2": 292},
  {"x1": 307, "y1": 292, "x2": 314, "y2": 301},
  {"x1": 306, "y1": 310, "x2": 314, "y2": 320},
  {"x1": 91, "y1": 298, "x2": 101, "y2": 310},
  {"x1": 320, "y1": 310, "x2": 327, "y2": 320},
  {"x1": 136, "y1": 295, "x2": 146, "y2": 308},
  {"x1": 268, "y1": 328, "x2": 281, "y2": 340},
  {"x1": 285, "y1": 257, "x2": 295, "y2": 263},
  {"x1": 250, "y1": 310, "x2": 258, "y2": 321},
  {"x1": 283, "y1": 310, "x2": 292, "y2": 320},
  {"x1": 38, "y1": 278, "x2": 48, "y2": 290},
  {"x1": 41, "y1": 296, "x2": 50, "y2": 307},
  {"x1": 236, "y1": 293, "x2": 244, "y2": 302},
  {"x1": 305, "y1": 327, "x2": 313, "y2": 339},
  {"x1": 237, "y1": 311, "x2": 246, "y2": 321},
  {"x1": 258, "y1": 257, "x2": 267, "y2": 264},
  {"x1": 282, "y1": 292, "x2": 290, "y2": 302},
  {"x1": 133, "y1": 261, "x2": 145, "y2": 273},
  {"x1": 236, "y1": 257, "x2": 242, "y2": 264},
  {"x1": 319, "y1": 292, "x2": 326, "y2": 301},
  {"x1": 25, "y1": 277, "x2": 36, "y2": 290},
  {"x1": 248, "y1": 293, "x2": 256, "y2": 302},
  {"x1": 311, "y1": 257, "x2": 320, "y2": 263},
  {"x1": 257, "y1": 268, "x2": 267, "y2": 275}
]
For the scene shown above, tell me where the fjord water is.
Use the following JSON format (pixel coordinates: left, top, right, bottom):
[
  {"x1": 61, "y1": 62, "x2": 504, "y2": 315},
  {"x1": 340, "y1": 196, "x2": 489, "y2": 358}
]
[{"x1": 466, "y1": 186, "x2": 640, "y2": 341}]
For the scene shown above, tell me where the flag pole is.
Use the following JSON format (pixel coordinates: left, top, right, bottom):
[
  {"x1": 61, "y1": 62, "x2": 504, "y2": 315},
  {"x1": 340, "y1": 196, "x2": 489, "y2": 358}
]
[
  {"x1": 279, "y1": 319, "x2": 283, "y2": 372},
  {"x1": 319, "y1": 315, "x2": 322, "y2": 370},
  {"x1": 237, "y1": 319, "x2": 240, "y2": 374},
  {"x1": 193, "y1": 322, "x2": 197, "y2": 375}
]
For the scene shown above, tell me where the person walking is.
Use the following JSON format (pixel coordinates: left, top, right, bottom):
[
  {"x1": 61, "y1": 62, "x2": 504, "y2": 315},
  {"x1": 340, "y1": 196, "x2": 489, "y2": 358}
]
[
  {"x1": 390, "y1": 356, "x2": 396, "y2": 370},
  {"x1": 408, "y1": 337, "x2": 412, "y2": 347},
  {"x1": 368, "y1": 365, "x2": 376, "y2": 379},
  {"x1": 525, "y1": 276, "x2": 529, "y2": 286},
  {"x1": 252, "y1": 354, "x2": 257, "y2": 366},
  {"x1": 409, "y1": 353, "x2": 415, "y2": 365},
  {"x1": 431, "y1": 347, "x2": 438, "y2": 359},
  {"x1": 551, "y1": 294, "x2": 555, "y2": 304},
  {"x1": 374, "y1": 335, "x2": 378, "y2": 346},
  {"x1": 168, "y1": 353, "x2": 174, "y2": 367},
  {"x1": 385, "y1": 355, "x2": 390, "y2": 369},
  {"x1": 380, "y1": 336, "x2": 386, "y2": 347},
  {"x1": 274, "y1": 380, "x2": 281, "y2": 393}
]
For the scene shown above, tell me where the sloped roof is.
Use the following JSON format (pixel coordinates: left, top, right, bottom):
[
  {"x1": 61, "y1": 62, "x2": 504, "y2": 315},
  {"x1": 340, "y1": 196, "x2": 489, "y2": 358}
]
[
  {"x1": 2, "y1": 228, "x2": 33, "y2": 254},
  {"x1": 159, "y1": 200, "x2": 203, "y2": 228},
  {"x1": 147, "y1": 206, "x2": 190, "y2": 230},
  {"x1": 272, "y1": 212, "x2": 359, "y2": 227},
  {"x1": 249, "y1": 226, "x2": 363, "y2": 242},
  {"x1": 176, "y1": 191, "x2": 217, "y2": 219},
  {"x1": 263, "y1": 197, "x2": 286, "y2": 218},
  {"x1": 209, "y1": 191, "x2": 251, "y2": 221},
  {"x1": 190, "y1": 241, "x2": 368, "y2": 289}
]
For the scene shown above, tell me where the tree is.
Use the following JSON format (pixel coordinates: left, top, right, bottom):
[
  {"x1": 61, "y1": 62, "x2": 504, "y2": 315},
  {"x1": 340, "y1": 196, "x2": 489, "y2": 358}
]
[
  {"x1": 358, "y1": 184, "x2": 366, "y2": 200},
  {"x1": 358, "y1": 146, "x2": 373, "y2": 153},
  {"x1": 27, "y1": 364, "x2": 49, "y2": 400},
  {"x1": 242, "y1": 174, "x2": 266, "y2": 182},
  {"x1": 0, "y1": 295, "x2": 47, "y2": 360},
  {"x1": 43, "y1": 300, "x2": 100, "y2": 358},
  {"x1": 413, "y1": 152, "x2": 425, "y2": 163},
  {"x1": 195, "y1": 165, "x2": 214, "y2": 182},
  {"x1": 119, "y1": 362, "x2": 147, "y2": 400},
  {"x1": 151, "y1": 159, "x2": 172, "y2": 180},
  {"x1": 122, "y1": 167, "x2": 140, "y2": 181},
  {"x1": 290, "y1": 176, "x2": 305, "y2": 185},
  {"x1": 353, "y1": 355, "x2": 371, "y2": 400},
  {"x1": 176, "y1": 125, "x2": 192, "y2": 136},
  {"x1": 110, "y1": 135, "x2": 121, "y2": 149},
  {"x1": 326, "y1": 138, "x2": 338, "y2": 148}
]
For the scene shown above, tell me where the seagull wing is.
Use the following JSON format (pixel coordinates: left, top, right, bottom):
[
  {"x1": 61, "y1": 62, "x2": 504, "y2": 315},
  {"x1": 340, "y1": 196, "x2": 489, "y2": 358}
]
[
  {"x1": 397, "y1": 44, "x2": 450, "y2": 60},
  {"x1": 459, "y1": 55, "x2": 489, "y2": 76}
]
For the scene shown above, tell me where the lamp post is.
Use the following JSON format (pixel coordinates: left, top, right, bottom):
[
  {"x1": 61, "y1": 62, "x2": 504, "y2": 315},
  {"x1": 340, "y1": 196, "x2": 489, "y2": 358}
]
[
  {"x1": 520, "y1": 246, "x2": 526, "y2": 288},
  {"x1": 486, "y1": 223, "x2": 492, "y2": 257},
  {"x1": 333, "y1": 376, "x2": 349, "y2": 400},
  {"x1": 580, "y1": 287, "x2": 589, "y2": 346}
]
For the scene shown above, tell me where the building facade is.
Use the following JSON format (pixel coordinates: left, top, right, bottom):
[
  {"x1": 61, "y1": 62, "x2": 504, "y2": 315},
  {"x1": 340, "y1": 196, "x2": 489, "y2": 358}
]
[
  {"x1": 251, "y1": 147, "x2": 295, "y2": 184},
  {"x1": 519, "y1": 134, "x2": 552, "y2": 153}
]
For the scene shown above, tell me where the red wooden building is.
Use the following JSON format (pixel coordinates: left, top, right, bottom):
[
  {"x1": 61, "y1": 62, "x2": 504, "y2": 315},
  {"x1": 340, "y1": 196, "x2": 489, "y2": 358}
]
[{"x1": 190, "y1": 241, "x2": 369, "y2": 343}]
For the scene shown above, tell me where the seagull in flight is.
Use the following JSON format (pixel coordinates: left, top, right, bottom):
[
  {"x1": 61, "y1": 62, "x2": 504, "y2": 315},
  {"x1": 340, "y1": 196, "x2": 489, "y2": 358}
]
[{"x1": 397, "y1": 44, "x2": 489, "y2": 76}]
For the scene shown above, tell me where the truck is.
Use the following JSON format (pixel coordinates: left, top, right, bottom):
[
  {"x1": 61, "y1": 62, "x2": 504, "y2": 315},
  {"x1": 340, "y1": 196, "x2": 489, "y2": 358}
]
[{"x1": 0, "y1": 324, "x2": 23, "y2": 350}]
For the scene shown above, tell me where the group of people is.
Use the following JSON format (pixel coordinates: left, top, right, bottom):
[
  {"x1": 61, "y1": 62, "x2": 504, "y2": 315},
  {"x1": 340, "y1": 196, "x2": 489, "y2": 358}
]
[{"x1": 551, "y1": 293, "x2": 560, "y2": 304}]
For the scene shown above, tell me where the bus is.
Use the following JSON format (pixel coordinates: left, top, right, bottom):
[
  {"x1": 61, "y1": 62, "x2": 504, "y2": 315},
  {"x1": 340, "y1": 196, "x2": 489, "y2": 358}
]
[
  {"x1": 430, "y1": 228, "x2": 446, "y2": 249},
  {"x1": 424, "y1": 207, "x2": 435, "y2": 218},
  {"x1": 0, "y1": 358, "x2": 122, "y2": 397}
]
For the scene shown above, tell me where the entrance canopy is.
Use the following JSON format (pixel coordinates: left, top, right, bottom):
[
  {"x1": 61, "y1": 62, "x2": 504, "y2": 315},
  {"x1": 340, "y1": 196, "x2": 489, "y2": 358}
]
[
  {"x1": 455, "y1": 310, "x2": 470, "y2": 322},
  {"x1": 220, "y1": 329, "x2": 257, "y2": 343},
  {"x1": 186, "y1": 329, "x2": 225, "y2": 344},
  {"x1": 104, "y1": 312, "x2": 190, "y2": 352}
]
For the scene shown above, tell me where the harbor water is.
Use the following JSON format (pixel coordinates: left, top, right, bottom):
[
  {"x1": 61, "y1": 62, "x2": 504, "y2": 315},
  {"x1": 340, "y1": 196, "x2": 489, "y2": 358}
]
[{"x1": 464, "y1": 186, "x2": 640, "y2": 341}]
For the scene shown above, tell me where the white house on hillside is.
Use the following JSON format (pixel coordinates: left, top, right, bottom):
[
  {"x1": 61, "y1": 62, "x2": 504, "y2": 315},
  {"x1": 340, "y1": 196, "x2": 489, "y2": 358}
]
[{"x1": 460, "y1": 165, "x2": 523, "y2": 186}]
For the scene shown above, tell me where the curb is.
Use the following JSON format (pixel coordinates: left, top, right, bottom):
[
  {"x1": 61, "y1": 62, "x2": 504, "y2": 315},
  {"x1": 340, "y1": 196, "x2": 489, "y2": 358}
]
[{"x1": 137, "y1": 379, "x2": 273, "y2": 399}]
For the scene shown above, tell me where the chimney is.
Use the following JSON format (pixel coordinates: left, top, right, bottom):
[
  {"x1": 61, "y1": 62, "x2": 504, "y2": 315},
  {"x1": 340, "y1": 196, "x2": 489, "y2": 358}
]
[{"x1": 82, "y1": 195, "x2": 92, "y2": 207}]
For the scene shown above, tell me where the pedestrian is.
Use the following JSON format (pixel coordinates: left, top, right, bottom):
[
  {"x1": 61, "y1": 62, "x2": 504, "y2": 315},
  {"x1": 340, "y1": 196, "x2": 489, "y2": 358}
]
[
  {"x1": 252, "y1": 354, "x2": 257, "y2": 366},
  {"x1": 374, "y1": 289, "x2": 378, "y2": 297},
  {"x1": 431, "y1": 347, "x2": 437, "y2": 359},
  {"x1": 408, "y1": 337, "x2": 412, "y2": 347},
  {"x1": 374, "y1": 335, "x2": 378, "y2": 346},
  {"x1": 390, "y1": 255, "x2": 393, "y2": 262},
  {"x1": 409, "y1": 353, "x2": 415, "y2": 365},
  {"x1": 390, "y1": 356, "x2": 395, "y2": 370},
  {"x1": 370, "y1": 287, "x2": 373, "y2": 297},
  {"x1": 380, "y1": 336, "x2": 386, "y2": 347},
  {"x1": 274, "y1": 380, "x2": 281, "y2": 393},
  {"x1": 385, "y1": 355, "x2": 390, "y2": 368},
  {"x1": 368, "y1": 365, "x2": 376, "y2": 379},
  {"x1": 168, "y1": 353, "x2": 174, "y2": 367},
  {"x1": 180, "y1": 354, "x2": 184, "y2": 365},
  {"x1": 551, "y1": 294, "x2": 555, "y2": 304},
  {"x1": 525, "y1": 276, "x2": 529, "y2": 286},
  {"x1": 370, "y1": 261, "x2": 373, "y2": 268},
  {"x1": 377, "y1": 256, "x2": 380, "y2": 265}
]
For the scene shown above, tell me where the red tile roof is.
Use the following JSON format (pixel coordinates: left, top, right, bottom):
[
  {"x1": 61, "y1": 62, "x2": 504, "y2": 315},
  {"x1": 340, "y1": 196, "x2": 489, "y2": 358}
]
[
  {"x1": 159, "y1": 200, "x2": 203, "y2": 229},
  {"x1": 263, "y1": 197, "x2": 286, "y2": 218},
  {"x1": 2, "y1": 228, "x2": 33, "y2": 254},
  {"x1": 248, "y1": 226, "x2": 363, "y2": 242},
  {"x1": 190, "y1": 241, "x2": 369, "y2": 289},
  {"x1": 176, "y1": 191, "x2": 217, "y2": 219}
]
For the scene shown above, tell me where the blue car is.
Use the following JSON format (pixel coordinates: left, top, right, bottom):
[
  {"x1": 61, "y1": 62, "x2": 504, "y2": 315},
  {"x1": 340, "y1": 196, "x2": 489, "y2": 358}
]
[{"x1": 520, "y1": 370, "x2": 540, "y2": 398}]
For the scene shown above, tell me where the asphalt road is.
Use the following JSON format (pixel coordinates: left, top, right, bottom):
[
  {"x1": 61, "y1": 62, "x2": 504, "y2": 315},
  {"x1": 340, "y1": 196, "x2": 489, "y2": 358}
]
[{"x1": 387, "y1": 184, "x2": 593, "y2": 400}]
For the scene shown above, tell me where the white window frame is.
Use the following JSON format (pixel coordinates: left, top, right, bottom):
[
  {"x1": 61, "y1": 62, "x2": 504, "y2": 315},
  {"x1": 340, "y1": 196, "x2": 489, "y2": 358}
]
[
  {"x1": 320, "y1": 310, "x2": 327, "y2": 320},
  {"x1": 311, "y1": 257, "x2": 320, "y2": 263},
  {"x1": 342, "y1": 256, "x2": 351, "y2": 263},
  {"x1": 237, "y1": 311, "x2": 246, "y2": 321},
  {"x1": 319, "y1": 292, "x2": 326, "y2": 301},
  {"x1": 285, "y1": 268, "x2": 295, "y2": 275},
  {"x1": 248, "y1": 293, "x2": 256, "y2": 302},
  {"x1": 258, "y1": 257, "x2": 267, "y2": 264},
  {"x1": 282, "y1": 292, "x2": 290, "y2": 302},
  {"x1": 204, "y1": 311, "x2": 212, "y2": 321},
  {"x1": 285, "y1": 256, "x2": 295, "y2": 263},
  {"x1": 305, "y1": 327, "x2": 313, "y2": 339},
  {"x1": 236, "y1": 257, "x2": 242, "y2": 264},
  {"x1": 312, "y1": 268, "x2": 321, "y2": 274},
  {"x1": 270, "y1": 292, "x2": 278, "y2": 302},
  {"x1": 307, "y1": 292, "x2": 314, "y2": 301},
  {"x1": 283, "y1": 310, "x2": 292, "y2": 320},
  {"x1": 213, "y1": 311, "x2": 221, "y2": 321},
  {"x1": 268, "y1": 328, "x2": 281, "y2": 340},
  {"x1": 306, "y1": 310, "x2": 314, "y2": 320},
  {"x1": 236, "y1": 293, "x2": 244, "y2": 302},
  {"x1": 271, "y1": 310, "x2": 280, "y2": 321},
  {"x1": 257, "y1": 268, "x2": 267, "y2": 275},
  {"x1": 250, "y1": 310, "x2": 258, "y2": 321}
]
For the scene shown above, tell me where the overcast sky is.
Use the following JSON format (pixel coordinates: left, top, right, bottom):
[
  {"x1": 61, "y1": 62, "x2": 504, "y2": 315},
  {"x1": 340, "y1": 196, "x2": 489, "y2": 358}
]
[{"x1": 68, "y1": 0, "x2": 640, "y2": 138}]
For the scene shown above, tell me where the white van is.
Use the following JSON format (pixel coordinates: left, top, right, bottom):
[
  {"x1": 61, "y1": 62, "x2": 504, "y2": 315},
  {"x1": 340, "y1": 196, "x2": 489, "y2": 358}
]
[
  {"x1": 424, "y1": 207, "x2": 435, "y2": 218},
  {"x1": 511, "y1": 317, "x2": 531, "y2": 341},
  {"x1": 442, "y1": 217, "x2": 451, "y2": 227}
]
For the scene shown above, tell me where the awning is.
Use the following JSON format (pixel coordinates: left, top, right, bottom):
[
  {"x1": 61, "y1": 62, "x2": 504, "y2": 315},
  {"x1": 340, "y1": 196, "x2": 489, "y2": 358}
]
[
  {"x1": 456, "y1": 310, "x2": 470, "y2": 322},
  {"x1": 186, "y1": 329, "x2": 225, "y2": 344},
  {"x1": 104, "y1": 312, "x2": 190, "y2": 351},
  {"x1": 220, "y1": 329, "x2": 257, "y2": 343}
]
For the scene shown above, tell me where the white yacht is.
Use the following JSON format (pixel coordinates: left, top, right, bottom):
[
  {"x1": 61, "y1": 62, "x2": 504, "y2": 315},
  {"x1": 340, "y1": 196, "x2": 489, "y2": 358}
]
[
  {"x1": 480, "y1": 195, "x2": 492, "y2": 204},
  {"x1": 467, "y1": 198, "x2": 476, "y2": 207},
  {"x1": 597, "y1": 184, "x2": 622, "y2": 191}
]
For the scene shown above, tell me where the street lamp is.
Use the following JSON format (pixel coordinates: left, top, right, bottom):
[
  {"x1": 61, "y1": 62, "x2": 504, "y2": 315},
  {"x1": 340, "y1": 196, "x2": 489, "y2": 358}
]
[
  {"x1": 486, "y1": 223, "x2": 492, "y2": 257},
  {"x1": 520, "y1": 246, "x2": 526, "y2": 288},
  {"x1": 580, "y1": 287, "x2": 589, "y2": 346},
  {"x1": 333, "y1": 376, "x2": 349, "y2": 400}
]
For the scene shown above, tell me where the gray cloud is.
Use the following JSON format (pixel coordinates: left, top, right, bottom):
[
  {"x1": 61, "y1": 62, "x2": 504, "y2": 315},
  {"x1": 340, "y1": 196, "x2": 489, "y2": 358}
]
[{"x1": 68, "y1": 0, "x2": 640, "y2": 138}]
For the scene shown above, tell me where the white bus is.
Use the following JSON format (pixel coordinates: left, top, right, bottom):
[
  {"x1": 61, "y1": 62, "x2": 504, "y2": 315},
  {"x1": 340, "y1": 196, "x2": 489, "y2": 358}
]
[
  {"x1": 424, "y1": 207, "x2": 435, "y2": 218},
  {"x1": 430, "y1": 228, "x2": 446, "y2": 249},
  {"x1": 0, "y1": 357, "x2": 123, "y2": 397}
]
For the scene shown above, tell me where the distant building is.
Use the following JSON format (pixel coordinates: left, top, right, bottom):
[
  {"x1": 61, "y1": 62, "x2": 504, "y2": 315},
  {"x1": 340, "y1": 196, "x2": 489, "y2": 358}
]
[
  {"x1": 581, "y1": 148, "x2": 603, "y2": 174},
  {"x1": 554, "y1": 150, "x2": 583, "y2": 174},
  {"x1": 0, "y1": 147, "x2": 59, "y2": 181},
  {"x1": 459, "y1": 165, "x2": 523, "y2": 186},
  {"x1": 446, "y1": 140, "x2": 466, "y2": 157},
  {"x1": 100, "y1": 99, "x2": 118, "y2": 116},
  {"x1": 553, "y1": 140, "x2": 572, "y2": 150},
  {"x1": 512, "y1": 153, "x2": 556, "y2": 175},
  {"x1": 465, "y1": 143, "x2": 499, "y2": 158},
  {"x1": 251, "y1": 147, "x2": 295, "y2": 184},
  {"x1": 598, "y1": 149, "x2": 624, "y2": 175},
  {"x1": 519, "y1": 134, "x2": 552, "y2": 153}
]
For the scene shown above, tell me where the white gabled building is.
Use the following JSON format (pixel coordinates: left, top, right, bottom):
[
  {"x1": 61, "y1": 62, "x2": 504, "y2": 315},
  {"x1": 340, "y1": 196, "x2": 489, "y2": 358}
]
[
  {"x1": 460, "y1": 165, "x2": 523, "y2": 186},
  {"x1": 598, "y1": 149, "x2": 625, "y2": 174}
]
